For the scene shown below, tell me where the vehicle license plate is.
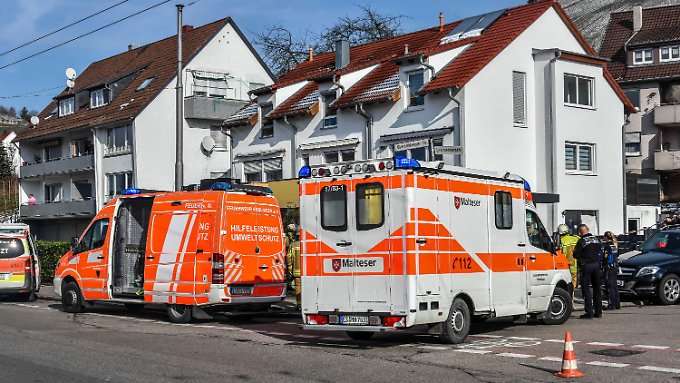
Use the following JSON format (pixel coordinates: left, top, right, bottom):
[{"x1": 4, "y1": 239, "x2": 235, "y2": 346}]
[
  {"x1": 340, "y1": 315, "x2": 369, "y2": 326},
  {"x1": 229, "y1": 286, "x2": 253, "y2": 296},
  {"x1": 616, "y1": 280, "x2": 624, "y2": 287}
]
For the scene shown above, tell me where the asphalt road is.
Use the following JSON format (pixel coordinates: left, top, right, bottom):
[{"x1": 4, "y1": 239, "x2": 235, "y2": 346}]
[{"x1": 1, "y1": 297, "x2": 679, "y2": 383}]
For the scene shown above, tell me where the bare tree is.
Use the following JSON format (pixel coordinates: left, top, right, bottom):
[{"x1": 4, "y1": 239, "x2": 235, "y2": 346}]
[{"x1": 256, "y1": 6, "x2": 404, "y2": 76}]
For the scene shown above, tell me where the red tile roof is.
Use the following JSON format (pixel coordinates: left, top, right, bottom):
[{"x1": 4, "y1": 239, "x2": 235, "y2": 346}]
[
  {"x1": 600, "y1": 4, "x2": 680, "y2": 83},
  {"x1": 333, "y1": 62, "x2": 400, "y2": 108},
  {"x1": 268, "y1": 82, "x2": 320, "y2": 119},
  {"x1": 17, "y1": 18, "x2": 269, "y2": 141},
  {"x1": 222, "y1": 102, "x2": 258, "y2": 128}
]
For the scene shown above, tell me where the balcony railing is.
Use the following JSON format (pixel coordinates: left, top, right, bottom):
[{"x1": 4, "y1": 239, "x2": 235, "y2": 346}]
[
  {"x1": 655, "y1": 103, "x2": 680, "y2": 126},
  {"x1": 184, "y1": 95, "x2": 248, "y2": 121},
  {"x1": 655, "y1": 150, "x2": 680, "y2": 171},
  {"x1": 20, "y1": 154, "x2": 94, "y2": 178},
  {"x1": 19, "y1": 199, "x2": 96, "y2": 220}
]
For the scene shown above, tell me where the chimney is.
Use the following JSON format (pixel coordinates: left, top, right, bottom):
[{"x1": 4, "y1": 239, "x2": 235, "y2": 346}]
[
  {"x1": 633, "y1": 6, "x2": 643, "y2": 32},
  {"x1": 404, "y1": 44, "x2": 409, "y2": 55},
  {"x1": 439, "y1": 12, "x2": 445, "y2": 32},
  {"x1": 308, "y1": 47, "x2": 314, "y2": 62},
  {"x1": 335, "y1": 39, "x2": 350, "y2": 70},
  {"x1": 182, "y1": 25, "x2": 194, "y2": 33},
  {"x1": 128, "y1": 44, "x2": 134, "y2": 51}
]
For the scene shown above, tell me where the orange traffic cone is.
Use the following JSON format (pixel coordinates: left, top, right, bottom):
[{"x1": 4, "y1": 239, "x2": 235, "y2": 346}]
[{"x1": 555, "y1": 331, "x2": 584, "y2": 378}]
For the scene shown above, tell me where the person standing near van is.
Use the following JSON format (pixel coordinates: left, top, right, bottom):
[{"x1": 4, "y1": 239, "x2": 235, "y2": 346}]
[
  {"x1": 602, "y1": 231, "x2": 621, "y2": 310},
  {"x1": 573, "y1": 224, "x2": 603, "y2": 319},
  {"x1": 557, "y1": 224, "x2": 580, "y2": 290}
]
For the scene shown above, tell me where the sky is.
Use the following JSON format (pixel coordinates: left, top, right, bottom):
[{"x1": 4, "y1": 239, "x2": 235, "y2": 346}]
[{"x1": 0, "y1": 0, "x2": 523, "y2": 113}]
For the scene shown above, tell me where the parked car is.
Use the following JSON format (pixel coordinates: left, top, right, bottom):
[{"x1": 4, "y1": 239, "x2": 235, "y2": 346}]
[
  {"x1": 618, "y1": 229, "x2": 680, "y2": 305},
  {"x1": 0, "y1": 224, "x2": 40, "y2": 301}
]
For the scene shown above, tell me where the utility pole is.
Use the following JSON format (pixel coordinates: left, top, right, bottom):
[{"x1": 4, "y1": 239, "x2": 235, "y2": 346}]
[{"x1": 174, "y1": 3, "x2": 184, "y2": 191}]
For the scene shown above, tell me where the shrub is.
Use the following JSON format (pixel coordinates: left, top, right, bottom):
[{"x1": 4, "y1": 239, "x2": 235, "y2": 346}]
[{"x1": 36, "y1": 240, "x2": 70, "y2": 284}]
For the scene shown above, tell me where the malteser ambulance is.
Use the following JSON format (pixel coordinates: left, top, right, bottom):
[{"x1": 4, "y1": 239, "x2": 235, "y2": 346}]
[
  {"x1": 53, "y1": 180, "x2": 287, "y2": 323},
  {"x1": 0, "y1": 224, "x2": 40, "y2": 301},
  {"x1": 299, "y1": 158, "x2": 572, "y2": 343}
]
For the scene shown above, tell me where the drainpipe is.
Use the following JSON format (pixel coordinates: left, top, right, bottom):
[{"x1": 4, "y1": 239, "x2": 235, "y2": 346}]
[
  {"x1": 332, "y1": 74, "x2": 345, "y2": 95},
  {"x1": 355, "y1": 103, "x2": 373, "y2": 160},
  {"x1": 419, "y1": 55, "x2": 435, "y2": 79},
  {"x1": 282, "y1": 115, "x2": 298, "y2": 177},
  {"x1": 446, "y1": 87, "x2": 463, "y2": 166},
  {"x1": 547, "y1": 50, "x2": 562, "y2": 231}
]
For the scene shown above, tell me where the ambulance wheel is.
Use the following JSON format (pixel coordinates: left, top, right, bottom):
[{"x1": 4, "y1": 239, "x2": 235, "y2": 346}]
[
  {"x1": 542, "y1": 286, "x2": 572, "y2": 325},
  {"x1": 61, "y1": 281, "x2": 85, "y2": 313},
  {"x1": 346, "y1": 331, "x2": 374, "y2": 341},
  {"x1": 440, "y1": 297, "x2": 471, "y2": 344},
  {"x1": 167, "y1": 304, "x2": 193, "y2": 323}
]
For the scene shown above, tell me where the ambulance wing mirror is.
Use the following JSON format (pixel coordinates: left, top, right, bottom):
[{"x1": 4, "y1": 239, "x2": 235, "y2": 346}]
[{"x1": 70, "y1": 237, "x2": 80, "y2": 252}]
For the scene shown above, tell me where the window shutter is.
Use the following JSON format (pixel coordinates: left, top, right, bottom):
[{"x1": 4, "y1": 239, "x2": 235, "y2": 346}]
[
  {"x1": 512, "y1": 72, "x2": 526, "y2": 125},
  {"x1": 243, "y1": 161, "x2": 262, "y2": 174},
  {"x1": 565, "y1": 145, "x2": 577, "y2": 170},
  {"x1": 262, "y1": 157, "x2": 282, "y2": 171}
]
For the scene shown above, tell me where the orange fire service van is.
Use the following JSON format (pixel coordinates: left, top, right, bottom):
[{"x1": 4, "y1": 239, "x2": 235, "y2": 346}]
[
  {"x1": 0, "y1": 224, "x2": 40, "y2": 301},
  {"x1": 298, "y1": 158, "x2": 573, "y2": 343},
  {"x1": 53, "y1": 180, "x2": 287, "y2": 323}
]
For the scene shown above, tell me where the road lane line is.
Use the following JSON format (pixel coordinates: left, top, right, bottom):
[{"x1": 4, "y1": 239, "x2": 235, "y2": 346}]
[
  {"x1": 632, "y1": 345, "x2": 670, "y2": 350},
  {"x1": 586, "y1": 342, "x2": 624, "y2": 347},
  {"x1": 453, "y1": 349, "x2": 493, "y2": 354},
  {"x1": 418, "y1": 345, "x2": 449, "y2": 351},
  {"x1": 587, "y1": 361, "x2": 629, "y2": 368},
  {"x1": 546, "y1": 339, "x2": 580, "y2": 344},
  {"x1": 639, "y1": 366, "x2": 680, "y2": 374},
  {"x1": 538, "y1": 356, "x2": 563, "y2": 362},
  {"x1": 468, "y1": 334, "x2": 503, "y2": 338},
  {"x1": 496, "y1": 352, "x2": 535, "y2": 359},
  {"x1": 507, "y1": 336, "x2": 540, "y2": 341}
]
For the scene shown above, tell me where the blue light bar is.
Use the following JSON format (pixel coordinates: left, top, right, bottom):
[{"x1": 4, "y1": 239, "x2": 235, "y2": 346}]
[
  {"x1": 298, "y1": 165, "x2": 311, "y2": 178},
  {"x1": 121, "y1": 187, "x2": 141, "y2": 195},
  {"x1": 211, "y1": 181, "x2": 233, "y2": 191},
  {"x1": 394, "y1": 157, "x2": 420, "y2": 169},
  {"x1": 522, "y1": 178, "x2": 531, "y2": 192}
]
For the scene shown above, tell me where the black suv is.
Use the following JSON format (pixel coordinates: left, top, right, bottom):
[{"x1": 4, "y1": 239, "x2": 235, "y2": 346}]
[{"x1": 618, "y1": 230, "x2": 680, "y2": 305}]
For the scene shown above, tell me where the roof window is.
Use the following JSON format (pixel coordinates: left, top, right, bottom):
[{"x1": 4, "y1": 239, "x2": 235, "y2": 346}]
[{"x1": 136, "y1": 77, "x2": 154, "y2": 91}]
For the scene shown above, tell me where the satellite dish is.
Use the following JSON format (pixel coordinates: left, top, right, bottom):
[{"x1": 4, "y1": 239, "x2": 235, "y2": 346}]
[
  {"x1": 65, "y1": 67, "x2": 77, "y2": 80},
  {"x1": 201, "y1": 136, "x2": 216, "y2": 153},
  {"x1": 66, "y1": 79, "x2": 75, "y2": 89},
  {"x1": 30, "y1": 116, "x2": 39, "y2": 125}
]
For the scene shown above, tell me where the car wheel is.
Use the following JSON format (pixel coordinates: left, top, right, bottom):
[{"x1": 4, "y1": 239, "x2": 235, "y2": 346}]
[
  {"x1": 61, "y1": 281, "x2": 85, "y2": 313},
  {"x1": 167, "y1": 304, "x2": 193, "y2": 323},
  {"x1": 541, "y1": 286, "x2": 572, "y2": 325},
  {"x1": 440, "y1": 297, "x2": 471, "y2": 344},
  {"x1": 346, "y1": 331, "x2": 374, "y2": 341},
  {"x1": 657, "y1": 274, "x2": 680, "y2": 305}
]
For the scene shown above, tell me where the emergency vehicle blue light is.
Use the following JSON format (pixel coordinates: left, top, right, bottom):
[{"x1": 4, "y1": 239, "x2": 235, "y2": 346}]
[
  {"x1": 211, "y1": 181, "x2": 233, "y2": 191},
  {"x1": 523, "y1": 179, "x2": 532, "y2": 192},
  {"x1": 121, "y1": 187, "x2": 141, "y2": 195},
  {"x1": 394, "y1": 157, "x2": 420, "y2": 169},
  {"x1": 298, "y1": 165, "x2": 312, "y2": 178}
]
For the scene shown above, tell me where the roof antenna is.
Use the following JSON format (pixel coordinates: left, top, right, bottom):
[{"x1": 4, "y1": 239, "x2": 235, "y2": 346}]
[
  {"x1": 308, "y1": 47, "x2": 314, "y2": 62},
  {"x1": 439, "y1": 12, "x2": 445, "y2": 32},
  {"x1": 404, "y1": 44, "x2": 409, "y2": 55}
]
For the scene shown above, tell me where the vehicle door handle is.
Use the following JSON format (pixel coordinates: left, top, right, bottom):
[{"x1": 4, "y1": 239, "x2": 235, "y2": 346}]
[
  {"x1": 97, "y1": 255, "x2": 105, "y2": 260},
  {"x1": 146, "y1": 256, "x2": 155, "y2": 260},
  {"x1": 416, "y1": 238, "x2": 427, "y2": 245},
  {"x1": 518, "y1": 243, "x2": 526, "y2": 247},
  {"x1": 529, "y1": 255, "x2": 537, "y2": 261},
  {"x1": 336, "y1": 240, "x2": 352, "y2": 247}
]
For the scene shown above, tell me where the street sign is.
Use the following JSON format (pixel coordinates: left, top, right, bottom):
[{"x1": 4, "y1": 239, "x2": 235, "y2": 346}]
[
  {"x1": 434, "y1": 145, "x2": 464, "y2": 155},
  {"x1": 394, "y1": 139, "x2": 429, "y2": 152}
]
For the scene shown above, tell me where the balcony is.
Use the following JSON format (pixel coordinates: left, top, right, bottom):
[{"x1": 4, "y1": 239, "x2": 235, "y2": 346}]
[
  {"x1": 655, "y1": 150, "x2": 680, "y2": 171},
  {"x1": 20, "y1": 154, "x2": 94, "y2": 178},
  {"x1": 184, "y1": 96, "x2": 248, "y2": 121},
  {"x1": 655, "y1": 104, "x2": 680, "y2": 127},
  {"x1": 20, "y1": 199, "x2": 96, "y2": 220}
]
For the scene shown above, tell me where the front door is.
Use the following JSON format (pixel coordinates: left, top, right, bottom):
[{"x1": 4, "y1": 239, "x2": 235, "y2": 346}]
[
  {"x1": 75, "y1": 218, "x2": 110, "y2": 300},
  {"x1": 525, "y1": 209, "x2": 556, "y2": 312}
]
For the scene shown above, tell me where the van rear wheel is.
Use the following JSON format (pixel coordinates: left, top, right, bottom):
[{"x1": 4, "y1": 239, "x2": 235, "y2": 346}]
[
  {"x1": 542, "y1": 286, "x2": 572, "y2": 325},
  {"x1": 61, "y1": 281, "x2": 85, "y2": 313},
  {"x1": 167, "y1": 304, "x2": 193, "y2": 323},
  {"x1": 346, "y1": 331, "x2": 374, "y2": 341},
  {"x1": 440, "y1": 297, "x2": 471, "y2": 344}
]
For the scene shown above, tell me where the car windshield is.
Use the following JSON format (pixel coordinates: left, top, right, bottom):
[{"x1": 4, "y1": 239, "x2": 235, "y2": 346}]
[
  {"x1": 641, "y1": 232, "x2": 680, "y2": 255},
  {"x1": 0, "y1": 238, "x2": 27, "y2": 259}
]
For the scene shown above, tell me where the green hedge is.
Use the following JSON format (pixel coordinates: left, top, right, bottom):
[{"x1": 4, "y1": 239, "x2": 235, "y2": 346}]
[{"x1": 36, "y1": 241, "x2": 70, "y2": 284}]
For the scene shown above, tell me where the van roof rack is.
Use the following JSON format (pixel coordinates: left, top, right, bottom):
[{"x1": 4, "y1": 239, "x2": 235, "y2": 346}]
[{"x1": 183, "y1": 178, "x2": 273, "y2": 196}]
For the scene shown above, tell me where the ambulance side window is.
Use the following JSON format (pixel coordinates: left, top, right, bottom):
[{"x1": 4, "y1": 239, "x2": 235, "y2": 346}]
[
  {"x1": 321, "y1": 185, "x2": 347, "y2": 231},
  {"x1": 76, "y1": 219, "x2": 109, "y2": 253},
  {"x1": 526, "y1": 210, "x2": 552, "y2": 252},
  {"x1": 356, "y1": 183, "x2": 384, "y2": 231},
  {"x1": 494, "y1": 191, "x2": 513, "y2": 230}
]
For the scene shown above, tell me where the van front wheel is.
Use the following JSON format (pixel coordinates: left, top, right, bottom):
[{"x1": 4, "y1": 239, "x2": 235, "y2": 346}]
[
  {"x1": 542, "y1": 286, "x2": 572, "y2": 325},
  {"x1": 61, "y1": 281, "x2": 85, "y2": 313},
  {"x1": 167, "y1": 304, "x2": 193, "y2": 323},
  {"x1": 440, "y1": 297, "x2": 471, "y2": 344}
]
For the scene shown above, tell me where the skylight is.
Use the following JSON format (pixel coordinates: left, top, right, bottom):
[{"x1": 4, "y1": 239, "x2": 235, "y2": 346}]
[
  {"x1": 136, "y1": 77, "x2": 154, "y2": 91},
  {"x1": 440, "y1": 9, "x2": 505, "y2": 44}
]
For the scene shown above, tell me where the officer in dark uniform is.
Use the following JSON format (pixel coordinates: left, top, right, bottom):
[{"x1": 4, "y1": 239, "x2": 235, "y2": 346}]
[{"x1": 573, "y1": 224, "x2": 604, "y2": 319}]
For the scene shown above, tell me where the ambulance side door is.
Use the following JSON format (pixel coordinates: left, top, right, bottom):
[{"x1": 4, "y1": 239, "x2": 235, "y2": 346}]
[
  {"x1": 28, "y1": 235, "x2": 40, "y2": 289},
  {"x1": 75, "y1": 218, "x2": 111, "y2": 300},
  {"x1": 524, "y1": 209, "x2": 556, "y2": 312}
]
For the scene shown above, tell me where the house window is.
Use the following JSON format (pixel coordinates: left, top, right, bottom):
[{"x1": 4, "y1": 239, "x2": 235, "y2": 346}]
[
  {"x1": 260, "y1": 122, "x2": 274, "y2": 138},
  {"x1": 659, "y1": 45, "x2": 680, "y2": 62},
  {"x1": 210, "y1": 126, "x2": 229, "y2": 150},
  {"x1": 136, "y1": 77, "x2": 154, "y2": 91},
  {"x1": 393, "y1": 137, "x2": 444, "y2": 161},
  {"x1": 71, "y1": 138, "x2": 93, "y2": 157},
  {"x1": 628, "y1": 218, "x2": 640, "y2": 234},
  {"x1": 243, "y1": 157, "x2": 283, "y2": 182},
  {"x1": 625, "y1": 132, "x2": 641, "y2": 157},
  {"x1": 90, "y1": 88, "x2": 109, "y2": 108},
  {"x1": 564, "y1": 74, "x2": 594, "y2": 107},
  {"x1": 322, "y1": 93, "x2": 337, "y2": 129},
  {"x1": 58, "y1": 97, "x2": 74, "y2": 116},
  {"x1": 44, "y1": 143, "x2": 62, "y2": 162},
  {"x1": 432, "y1": 138, "x2": 444, "y2": 161},
  {"x1": 44, "y1": 183, "x2": 62, "y2": 203},
  {"x1": 494, "y1": 191, "x2": 513, "y2": 230},
  {"x1": 105, "y1": 125, "x2": 131, "y2": 155},
  {"x1": 324, "y1": 151, "x2": 339, "y2": 164},
  {"x1": 633, "y1": 48, "x2": 654, "y2": 65},
  {"x1": 323, "y1": 149, "x2": 355, "y2": 164},
  {"x1": 565, "y1": 142, "x2": 595, "y2": 173},
  {"x1": 624, "y1": 89, "x2": 640, "y2": 109},
  {"x1": 193, "y1": 72, "x2": 228, "y2": 98},
  {"x1": 407, "y1": 70, "x2": 425, "y2": 107},
  {"x1": 106, "y1": 172, "x2": 133, "y2": 199},
  {"x1": 512, "y1": 71, "x2": 527, "y2": 126}
]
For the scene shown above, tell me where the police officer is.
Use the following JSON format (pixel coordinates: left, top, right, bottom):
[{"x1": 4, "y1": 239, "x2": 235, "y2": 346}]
[
  {"x1": 557, "y1": 224, "x2": 580, "y2": 290},
  {"x1": 573, "y1": 224, "x2": 603, "y2": 319}
]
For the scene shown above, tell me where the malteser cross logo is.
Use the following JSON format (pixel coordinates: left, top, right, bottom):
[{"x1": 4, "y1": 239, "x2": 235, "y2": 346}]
[{"x1": 332, "y1": 258, "x2": 342, "y2": 272}]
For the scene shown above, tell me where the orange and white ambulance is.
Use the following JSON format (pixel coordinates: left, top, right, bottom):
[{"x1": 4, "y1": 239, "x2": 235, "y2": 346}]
[
  {"x1": 299, "y1": 158, "x2": 572, "y2": 343},
  {"x1": 0, "y1": 223, "x2": 40, "y2": 301},
  {"x1": 53, "y1": 180, "x2": 287, "y2": 323}
]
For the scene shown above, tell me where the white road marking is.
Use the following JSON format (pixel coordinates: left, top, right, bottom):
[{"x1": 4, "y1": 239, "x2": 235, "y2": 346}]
[
  {"x1": 632, "y1": 345, "x2": 670, "y2": 350},
  {"x1": 296, "y1": 334, "x2": 319, "y2": 339},
  {"x1": 587, "y1": 361, "x2": 629, "y2": 368},
  {"x1": 586, "y1": 342, "x2": 624, "y2": 347},
  {"x1": 454, "y1": 349, "x2": 493, "y2": 354},
  {"x1": 496, "y1": 352, "x2": 535, "y2": 359},
  {"x1": 468, "y1": 334, "x2": 503, "y2": 338},
  {"x1": 638, "y1": 366, "x2": 680, "y2": 374},
  {"x1": 418, "y1": 345, "x2": 449, "y2": 351},
  {"x1": 545, "y1": 339, "x2": 580, "y2": 344},
  {"x1": 538, "y1": 356, "x2": 563, "y2": 362},
  {"x1": 507, "y1": 336, "x2": 540, "y2": 341},
  {"x1": 264, "y1": 331, "x2": 290, "y2": 336}
]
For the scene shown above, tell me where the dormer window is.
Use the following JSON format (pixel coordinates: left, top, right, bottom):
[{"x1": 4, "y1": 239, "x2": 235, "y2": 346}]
[
  {"x1": 322, "y1": 93, "x2": 337, "y2": 129},
  {"x1": 90, "y1": 88, "x2": 109, "y2": 108},
  {"x1": 58, "y1": 97, "x2": 75, "y2": 116},
  {"x1": 633, "y1": 48, "x2": 653, "y2": 65},
  {"x1": 407, "y1": 69, "x2": 425, "y2": 108},
  {"x1": 660, "y1": 45, "x2": 680, "y2": 62}
]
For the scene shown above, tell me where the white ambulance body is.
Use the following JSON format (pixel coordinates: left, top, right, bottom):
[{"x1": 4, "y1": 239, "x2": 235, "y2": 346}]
[{"x1": 299, "y1": 158, "x2": 572, "y2": 343}]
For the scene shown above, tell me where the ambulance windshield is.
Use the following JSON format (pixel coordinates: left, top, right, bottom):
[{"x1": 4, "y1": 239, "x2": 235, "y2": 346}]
[
  {"x1": 321, "y1": 185, "x2": 347, "y2": 231},
  {"x1": 0, "y1": 238, "x2": 26, "y2": 259}
]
